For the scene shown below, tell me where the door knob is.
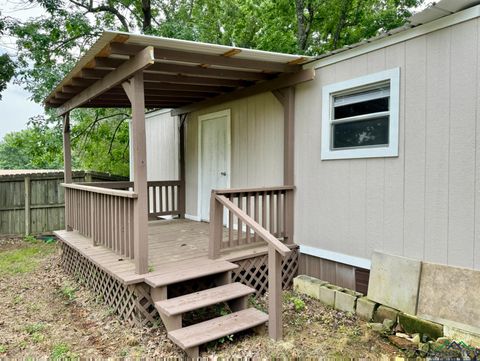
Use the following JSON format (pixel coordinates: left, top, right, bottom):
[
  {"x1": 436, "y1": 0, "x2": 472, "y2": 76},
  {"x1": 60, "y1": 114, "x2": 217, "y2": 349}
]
[{"x1": 220, "y1": 172, "x2": 227, "y2": 176}]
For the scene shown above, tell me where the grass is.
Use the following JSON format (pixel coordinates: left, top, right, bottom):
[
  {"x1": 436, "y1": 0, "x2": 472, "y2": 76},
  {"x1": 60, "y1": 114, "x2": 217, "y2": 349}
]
[
  {"x1": 50, "y1": 343, "x2": 75, "y2": 359},
  {"x1": 60, "y1": 283, "x2": 77, "y2": 301},
  {"x1": 0, "y1": 242, "x2": 55, "y2": 275}
]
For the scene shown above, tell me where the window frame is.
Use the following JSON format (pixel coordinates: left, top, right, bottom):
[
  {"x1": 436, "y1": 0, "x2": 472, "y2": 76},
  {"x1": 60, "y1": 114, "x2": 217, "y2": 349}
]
[{"x1": 321, "y1": 68, "x2": 400, "y2": 160}]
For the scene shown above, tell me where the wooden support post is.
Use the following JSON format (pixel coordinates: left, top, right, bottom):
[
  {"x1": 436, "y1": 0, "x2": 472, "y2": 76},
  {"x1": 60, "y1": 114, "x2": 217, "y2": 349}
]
[
  {"x1": 178, "y1": 116, "x2": 186, "y2": 218},
  {"x1": 272, "y1": 87, "x2": 295, "y2": 243},
  {"x1": 123, "y1": 71, "x2": 149, "y2": 274},
  {"x1": 268, "y1": 244, "x2": 283, "y2": 340},
  {"x1": 283, "y1": 87, "x2": 295, "y2": 244},
  {"x1": 209, "y1": 192, "x2": 223, "y2": 259},
  {"x1": 84, "y1": 172, "x2": 93, "y2": 183},
  {"x1": 24, "y1": 176, "x2": 31, "y2": 236},
  {"x1": 63, "y1": 113, "x2": 73, "y2": 231}
]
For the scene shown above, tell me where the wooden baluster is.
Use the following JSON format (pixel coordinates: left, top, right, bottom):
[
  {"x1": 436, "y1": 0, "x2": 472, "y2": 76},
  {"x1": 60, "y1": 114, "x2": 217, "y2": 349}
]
[
  {"x1": 91, "y1": 193, "x2": 96, "y2": 245},
  {"x1": 269, "y1": 191, "x2": 275, "y2": 235},
  {"x1": 277, "y1": 191, "x2": 283, "y2": 238},
  {"x1": 237, "y1": 193, "x2": 243, "y2": 246},
  {"x1": 114, "y1": 196, "x2": 118, "y2": 253},
  {"x1": 152, "y1": 185, "x2": 156, "y2": 215},
  {"x1": 262, "y1": 191, "x2": 267, "y2": 232},
  {"x1": 166, "y1": 185, "x2": 170, "y2": 213},
  {"x1": 228, "y1": 194, "x2": 233, "y2": 246},
  {"x1": 254, "y1": 192, "x2": 259, "y2": 243},
  {"x1": 159, "y1": 185, "x2": 163, "y2": 214},
  {"x1": 209, "y1": 192, "x2": 222, "y2": 259},
  {"x1": 130, "y1": 199, "x2": 134, "y2": 258},
  {"x1": 245, "y1": 193, "x2": 251, "y2": 244}
]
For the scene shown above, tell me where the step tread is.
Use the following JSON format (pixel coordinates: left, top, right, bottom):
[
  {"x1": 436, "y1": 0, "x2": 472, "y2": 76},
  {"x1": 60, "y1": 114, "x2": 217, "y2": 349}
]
[
  {"x1": 145, "y1": 260, "x2": 238, "y2": 288},
  {"x1": 155, "y1": 282, "x2": 255, "y2": 316},
  {"x1": 168, "y1": 308, "x2": 268, "y2": 349}
]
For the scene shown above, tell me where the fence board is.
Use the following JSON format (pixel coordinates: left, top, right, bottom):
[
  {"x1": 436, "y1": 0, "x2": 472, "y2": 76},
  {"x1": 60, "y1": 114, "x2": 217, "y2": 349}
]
[{"x1": 0, "y1": 171, "x2": 126, "y2": 236}]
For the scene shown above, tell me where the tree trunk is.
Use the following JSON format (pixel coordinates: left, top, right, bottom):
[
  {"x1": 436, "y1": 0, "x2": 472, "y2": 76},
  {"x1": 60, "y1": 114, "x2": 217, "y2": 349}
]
[
  {"x1": 142, "y1": 0, "x2": 152, "y2": 33},
  {"x1": 295, "y1": 0, "x2": 308, "y2": 53}
]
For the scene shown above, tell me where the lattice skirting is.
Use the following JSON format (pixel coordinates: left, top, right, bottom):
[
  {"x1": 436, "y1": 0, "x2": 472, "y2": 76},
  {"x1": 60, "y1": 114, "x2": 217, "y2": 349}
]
[
  {"x1": 60, "y1": 243, "x2": 158, "y2": 327},
  {"x1": 60, "y1": 242, "x2": 299, "y2": 327},
  {"x1": 232, "y1": 247, "x2": 299, "y2": 297}
]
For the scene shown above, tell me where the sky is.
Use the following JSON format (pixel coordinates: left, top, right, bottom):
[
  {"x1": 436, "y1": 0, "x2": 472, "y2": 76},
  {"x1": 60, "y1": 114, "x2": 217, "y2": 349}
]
[{"x1": 0, "y1": 0, "x2": 45, "y2": 140}]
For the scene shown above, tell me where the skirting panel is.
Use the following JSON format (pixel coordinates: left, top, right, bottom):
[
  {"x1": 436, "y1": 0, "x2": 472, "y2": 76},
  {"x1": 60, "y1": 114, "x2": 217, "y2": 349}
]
[
  {"x1": 232, "y1": 247, "x2": 299, "y2": 296},
  {"x1": 61, "y1": 242, "x2": 158, "y2": 327},
  {"x1": 299, "y1": 253, "x2": 370, "y2": 294},
  {"x1": 60, "y1": 242, "x2": 299, "y2": 327}
]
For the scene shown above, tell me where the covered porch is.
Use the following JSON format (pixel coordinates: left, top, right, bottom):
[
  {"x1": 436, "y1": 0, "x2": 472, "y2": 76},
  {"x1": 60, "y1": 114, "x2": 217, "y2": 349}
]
[{"x1": 46, "y1": 31, "x2": 314, "y2": 345}]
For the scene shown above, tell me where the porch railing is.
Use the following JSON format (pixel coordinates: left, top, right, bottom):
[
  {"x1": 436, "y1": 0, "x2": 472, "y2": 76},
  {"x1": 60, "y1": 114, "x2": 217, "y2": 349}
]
[
  {"x1": 64, "y1": 183, "x2": 137, "y2": 258},
  {"x1": 83, "y1": 180, "x2": 184, "y2": 219},
  {"x1": 209, "y1": 186, "x2": 294, "y2": 255},
  {"x1": 208, "y1": 185, "x2": 294, "y2": 340},
  {"x1": 63, "y1": 180, "x2": 184, "y2": 260}
]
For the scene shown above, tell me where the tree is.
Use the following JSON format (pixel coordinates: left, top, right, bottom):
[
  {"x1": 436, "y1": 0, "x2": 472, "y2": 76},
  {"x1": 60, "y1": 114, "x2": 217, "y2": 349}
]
[
  {"x1": 1, "y1": 0, "x2": 423, "y2": 175},
  {"x1": 0, "y1": 12, "x2": 15, "y2": 100}
]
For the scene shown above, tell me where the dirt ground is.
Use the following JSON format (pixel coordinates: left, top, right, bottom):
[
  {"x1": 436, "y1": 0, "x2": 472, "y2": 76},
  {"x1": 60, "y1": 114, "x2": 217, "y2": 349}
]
[{"x1": 0, "y1": 238, "x2": 405, "y2": 359}]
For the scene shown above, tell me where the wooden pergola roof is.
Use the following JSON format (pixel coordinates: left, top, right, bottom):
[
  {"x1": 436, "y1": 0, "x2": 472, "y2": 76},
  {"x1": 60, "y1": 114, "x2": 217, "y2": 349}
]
[{"x1": 45, "y1": 31, "x2": 314, "y2": 116}]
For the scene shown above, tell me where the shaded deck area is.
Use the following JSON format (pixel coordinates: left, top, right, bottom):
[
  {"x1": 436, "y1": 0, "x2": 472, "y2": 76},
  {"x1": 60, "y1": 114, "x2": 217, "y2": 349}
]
[{"x1": 55, "y1": 219, "x2": 271, "y2": 285}]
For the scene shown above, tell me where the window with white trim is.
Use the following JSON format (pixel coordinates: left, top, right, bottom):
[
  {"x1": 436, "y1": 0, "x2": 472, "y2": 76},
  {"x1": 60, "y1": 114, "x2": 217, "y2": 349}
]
[{"x1": 321, "y1": 68, "x2": 400, "y2": 160}]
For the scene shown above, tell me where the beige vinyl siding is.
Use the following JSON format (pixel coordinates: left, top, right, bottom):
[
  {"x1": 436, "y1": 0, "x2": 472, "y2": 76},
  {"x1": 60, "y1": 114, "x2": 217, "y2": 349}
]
[
  {"x1": 130, "y1": 109, "x2": 179, "y2": 182},
  {"x1": 295, "y1": 17, "x2": 480, "y2": 270},
  {"x1": 184, "y1": 92, "x2": 284, "y2": 217}
]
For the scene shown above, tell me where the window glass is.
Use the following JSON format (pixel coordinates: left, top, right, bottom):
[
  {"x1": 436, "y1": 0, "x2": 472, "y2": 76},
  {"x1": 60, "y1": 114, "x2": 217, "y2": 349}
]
[
  {"x1": 332, "y1": 116, "x2": 389, "y2": 149},
  {"x1": 334, "y1": 97, "x2": 389, "y2": 119}
]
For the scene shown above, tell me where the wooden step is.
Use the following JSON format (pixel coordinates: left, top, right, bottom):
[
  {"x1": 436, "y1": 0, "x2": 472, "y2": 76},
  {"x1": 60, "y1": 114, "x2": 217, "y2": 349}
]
[
  {"x1": 168, "y1": 308, "x2": 268, "y2": 350},
  {"x1": 145, "y1": 259, "x2": 238, "y2": 288},
  {"x1": 155, "y1": 282, "x2": 255, "y2": 316}
]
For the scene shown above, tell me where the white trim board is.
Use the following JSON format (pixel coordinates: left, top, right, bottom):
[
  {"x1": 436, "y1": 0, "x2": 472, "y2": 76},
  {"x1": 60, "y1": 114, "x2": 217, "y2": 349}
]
[
  {"x1": 305, "y1": 5, "x2": 480, "y2": 70},
  {"x1": 321, "y1": 68, "x2": 400, "y2": 160},
  {"x1": 185, "y1": 214, "x2": 201, "y2": 222},
  {"x1": 299, "y1": 245, "x2": 372, "y2": 270}
]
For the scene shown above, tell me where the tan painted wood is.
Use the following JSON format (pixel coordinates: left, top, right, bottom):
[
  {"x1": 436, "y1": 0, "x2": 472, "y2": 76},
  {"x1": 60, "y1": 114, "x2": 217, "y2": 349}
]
[
  {"x1": 63, "y1": 113, "x2": 73, "y2": 231},
  {"x1": 24, "y1": 176, "x2": 30, "y2": 235},
  {"x1": 109, "y1": 42, "x2": 299, "y2": 73},
  {"x1": 209, "y1": 192, "x2": 223, "y2": 259},
  {"x1": 155, "y1": 282, "x2": 255, "y2": 316},
  {"x1": 172, "y1": 69, "x2": 315, "y2": 115},
  {"x1": 268, "y1": 244, "x2": 282, "y2": 340},
  {"x1": 178, "y1": 118, "x2": 186, "y2": 217},
  {"x1": 168, "y1": 308, "x2": 268, "y2": 349},
  {"x1": 55, "y1": 219, "x2": 290, "y2": 284},
  {"x1": 145, "y1": 259, "x2": 238, "y2": 287},
  {"x1": 57, "y1": 46, "x2": 154, "y2": 115},
  {"x1": 214, "y1": 195, "x2": 291, "y2": 257},
  {"x1": 62, "y1": 183, "x2": 137, "y2": 198},
  {"x1": 126, "y1": 70, "x2": 149, "y2": 275}
]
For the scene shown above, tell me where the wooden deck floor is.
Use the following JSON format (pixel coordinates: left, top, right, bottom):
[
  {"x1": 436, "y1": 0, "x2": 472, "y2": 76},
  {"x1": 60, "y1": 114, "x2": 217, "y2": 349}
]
[{"x1": 55, "y1": 219, "x2": 269, "y2": 285}]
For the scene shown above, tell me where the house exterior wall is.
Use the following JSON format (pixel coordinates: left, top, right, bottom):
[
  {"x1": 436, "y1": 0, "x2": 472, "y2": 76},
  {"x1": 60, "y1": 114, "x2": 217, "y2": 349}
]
[
  {"x1": 184, "y1": 92, "x2": 284, "y2": 218},
  {"x1": 295, "y1": 17, "x2": 480, "y2": 271},
  {"x1": 130, "y1": 109, "x2": 179, "y2": 181}
]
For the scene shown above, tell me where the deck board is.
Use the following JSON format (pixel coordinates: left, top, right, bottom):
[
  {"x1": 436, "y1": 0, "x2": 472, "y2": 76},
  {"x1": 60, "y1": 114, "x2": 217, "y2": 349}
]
[{"x1": 55, "y1": 219, "x2": 269, "y2": 285}]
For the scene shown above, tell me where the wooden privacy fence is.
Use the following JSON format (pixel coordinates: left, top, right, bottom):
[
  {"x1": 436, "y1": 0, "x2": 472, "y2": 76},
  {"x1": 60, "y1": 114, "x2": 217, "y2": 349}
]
[
  {"x1": 63, "y1": 180, "x2": 183, "y2": 259},
  {"x1": 0, "y1": 170, "x2": 126, "y2": 236},
  {"x1": 208, "y1": 185, "x2": 294, "y2": 340}
]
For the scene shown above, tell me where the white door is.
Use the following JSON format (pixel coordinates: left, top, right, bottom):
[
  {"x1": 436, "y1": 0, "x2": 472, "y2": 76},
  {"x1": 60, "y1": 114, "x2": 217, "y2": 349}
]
[{"x1": 199, "y1": 110, "x2": 230, "y2": 221}]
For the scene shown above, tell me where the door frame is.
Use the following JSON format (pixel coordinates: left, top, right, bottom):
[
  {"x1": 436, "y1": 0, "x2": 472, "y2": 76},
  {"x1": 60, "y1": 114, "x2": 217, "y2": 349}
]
[{"x1": 197, "y1": 109, "x2": 231, "y2": 221}]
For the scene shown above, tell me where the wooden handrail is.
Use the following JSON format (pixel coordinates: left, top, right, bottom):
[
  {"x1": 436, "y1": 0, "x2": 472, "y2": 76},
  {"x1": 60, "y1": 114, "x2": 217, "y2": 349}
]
[
  {"x1": 61, "y1": 183, "x2": 138, "y2": 198},
  {"x1": 214, "y1": 185, "x2": 294, "y2": 195},
  {"x1": 215, "y1": 195, "x2": 291, "y2": 257},
  {"x1": 209, "y1": 188, "x2": 293, "y2": 341}
]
